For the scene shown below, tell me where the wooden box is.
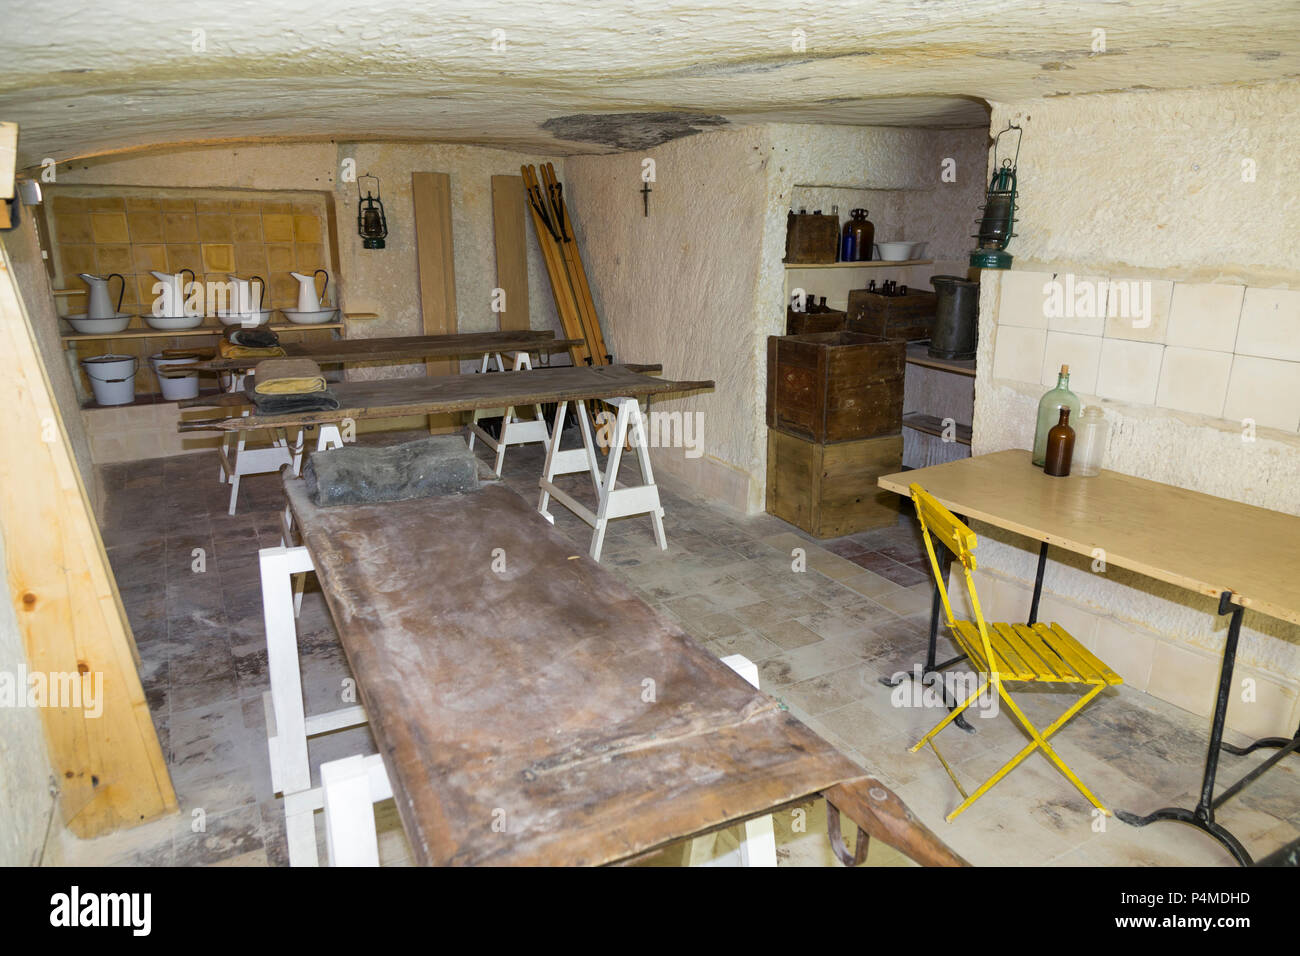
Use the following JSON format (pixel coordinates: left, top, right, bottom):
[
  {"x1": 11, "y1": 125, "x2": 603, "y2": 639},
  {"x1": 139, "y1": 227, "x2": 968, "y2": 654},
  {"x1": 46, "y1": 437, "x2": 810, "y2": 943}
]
[
  {"x1": 766, "y1": 429, "x2": 902, "y2": 538},
  {"x1": 786, "y1": 307, "x2": 847, "y2": 336},
  {"x1": 783, "y1": 212, "x2": 839, "y2": 264},
  {"x1": 767, "y1": 331, "x2": 905, "y2": 443},
  {"x1": 847, "y1": 288, "x2": 937, "y2": 342}
]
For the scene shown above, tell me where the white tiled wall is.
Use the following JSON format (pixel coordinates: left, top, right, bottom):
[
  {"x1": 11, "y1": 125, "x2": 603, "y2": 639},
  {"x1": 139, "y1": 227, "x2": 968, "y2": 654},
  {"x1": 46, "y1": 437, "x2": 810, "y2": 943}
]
[{"x1": 992, "y1": 270, "x2": 1300, "y2": 435}]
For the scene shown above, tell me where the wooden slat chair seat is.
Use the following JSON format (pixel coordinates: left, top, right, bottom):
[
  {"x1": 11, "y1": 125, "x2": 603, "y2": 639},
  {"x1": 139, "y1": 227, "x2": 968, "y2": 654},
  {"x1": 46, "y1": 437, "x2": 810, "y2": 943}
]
[{"x1": 908, "y1": 483, "x2": 1123, "y2": 822}]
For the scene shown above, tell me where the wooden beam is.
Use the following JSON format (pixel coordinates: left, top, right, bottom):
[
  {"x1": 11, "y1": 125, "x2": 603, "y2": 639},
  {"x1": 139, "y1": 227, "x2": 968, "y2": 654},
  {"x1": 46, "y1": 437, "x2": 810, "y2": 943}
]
[
  {"x1": 491, "y1": 175, "x2": 530, "y2": 332},
  {"x1": 411, "y1": 172, "x2": 459, "y2": 433},
  {"x1": 0, "y1": 240, "x2": 176, "y2": 837}
]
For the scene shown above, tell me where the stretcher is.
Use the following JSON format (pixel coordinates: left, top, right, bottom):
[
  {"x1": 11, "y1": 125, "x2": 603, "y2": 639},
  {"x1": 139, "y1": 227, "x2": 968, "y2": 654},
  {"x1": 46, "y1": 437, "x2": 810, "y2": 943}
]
[{"x1": 262, "y1": 475, "x2": 968, "y2": 867}]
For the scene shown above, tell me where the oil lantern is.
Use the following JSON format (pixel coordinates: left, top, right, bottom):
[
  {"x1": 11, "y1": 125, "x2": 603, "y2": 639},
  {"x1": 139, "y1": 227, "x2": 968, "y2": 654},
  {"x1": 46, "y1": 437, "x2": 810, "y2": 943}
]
[
  {"x1": 357, "y1": 174, "x2": 388, "y2": 250},
  {"x1": 970, "y1": 124, "x2": 1022, "y2": 270}
]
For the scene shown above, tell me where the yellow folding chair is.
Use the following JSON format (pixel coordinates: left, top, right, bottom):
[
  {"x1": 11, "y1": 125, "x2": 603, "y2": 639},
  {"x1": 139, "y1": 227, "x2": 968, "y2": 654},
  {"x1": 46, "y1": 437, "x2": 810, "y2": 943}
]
[{"x1": 907, "y1": 483, "x2": 1123, "y2": 822}]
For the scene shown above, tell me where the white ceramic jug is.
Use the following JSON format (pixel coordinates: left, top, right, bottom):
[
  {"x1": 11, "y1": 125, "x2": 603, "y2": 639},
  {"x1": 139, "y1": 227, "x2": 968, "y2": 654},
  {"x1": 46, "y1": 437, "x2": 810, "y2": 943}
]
[
  {"x1": 79, "y1": 273, "x2": 125, "y2": 319},
  {"x1": 149, "y1": 269, "x2": 196, "y2": 317},
  {"x1": 290, "y1": 270, "x2": 328, "y2": 312},
  {"x1": 227, "y1": 274, "x2": 265, "y2": 314}
]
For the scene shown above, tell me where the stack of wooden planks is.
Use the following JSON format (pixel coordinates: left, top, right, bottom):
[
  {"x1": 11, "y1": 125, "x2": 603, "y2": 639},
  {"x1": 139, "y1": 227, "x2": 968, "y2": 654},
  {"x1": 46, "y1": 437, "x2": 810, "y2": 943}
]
[{"x1": 521, "y1": 163, "x2": 609, "y2": 368}]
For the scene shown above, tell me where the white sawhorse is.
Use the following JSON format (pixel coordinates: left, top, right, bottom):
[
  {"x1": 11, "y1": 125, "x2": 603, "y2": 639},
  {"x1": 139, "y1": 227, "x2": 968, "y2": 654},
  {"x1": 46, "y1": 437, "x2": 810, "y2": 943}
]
[
  {"x1": 466, "y1": 351, "x2": 550, "y2": 477},
  {"x1": 683, "y1": 654, "x2": 778, "y2": 867},
  {"x1": 315, "y1": 655, "x2": 774, "y2": 867},
  {"x1": 260, "y1": 543, "x2": 369, "y2": 867},
  {"x1": 537, "y1": 396, "x2": 667, "y2": 562}
]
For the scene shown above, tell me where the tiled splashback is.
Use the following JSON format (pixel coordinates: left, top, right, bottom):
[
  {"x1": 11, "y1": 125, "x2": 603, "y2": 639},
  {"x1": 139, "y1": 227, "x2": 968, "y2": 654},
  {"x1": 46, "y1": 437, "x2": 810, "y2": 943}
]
[
  {"x1": 991, "y1": 270, "x2": 1300, "y2": 434},
  {"x1": 44, "y1": 185, "x2": 338, "y2": 396}
]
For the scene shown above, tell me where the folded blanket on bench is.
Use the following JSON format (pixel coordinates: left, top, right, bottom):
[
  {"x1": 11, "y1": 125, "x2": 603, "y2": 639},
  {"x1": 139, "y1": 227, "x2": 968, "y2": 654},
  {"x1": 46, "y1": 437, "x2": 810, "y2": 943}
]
[
  {"x1": 303, "y1": 435, "x2": 479, "y2": 507},
  {"x1": 253, "y1": 357, "x2": 327, "y2": 395},
  {"x1": 242, "y1": 380, "x2": 340, "y2": 415}
]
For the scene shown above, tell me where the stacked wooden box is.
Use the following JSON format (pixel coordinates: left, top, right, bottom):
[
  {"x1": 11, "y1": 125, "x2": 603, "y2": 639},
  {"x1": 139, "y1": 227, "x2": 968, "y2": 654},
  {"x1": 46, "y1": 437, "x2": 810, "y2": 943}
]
[{"x1": 766, "y1": 331, "x2": 905, "y2": 537}]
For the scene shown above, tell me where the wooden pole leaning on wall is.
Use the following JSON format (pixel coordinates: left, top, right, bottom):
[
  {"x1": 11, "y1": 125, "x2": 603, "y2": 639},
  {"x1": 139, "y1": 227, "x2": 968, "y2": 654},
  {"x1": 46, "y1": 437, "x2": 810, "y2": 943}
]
[
  {"x1": 540, "y1": 162, "x2": 610, "y2": 366},
  {"x1": 0, "y1": 241, "x2": 176, "y2": 838},
  {"x1": 521, "y1": 164, "x2": 590, "y2": 368}
]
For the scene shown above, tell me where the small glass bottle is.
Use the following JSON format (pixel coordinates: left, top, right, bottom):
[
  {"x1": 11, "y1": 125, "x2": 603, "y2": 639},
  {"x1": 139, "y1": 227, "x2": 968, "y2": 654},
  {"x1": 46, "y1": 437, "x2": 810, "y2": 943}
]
[
  {"x1": 1074, "y1": 406, "x2": 1109, "y2": 477},
  {"x1": 1044, "y1": 408, "x2": 1075, "y2": 477},
  {"x1": 1033, "y1": 365, "x2": 1080, "y2": 466}
]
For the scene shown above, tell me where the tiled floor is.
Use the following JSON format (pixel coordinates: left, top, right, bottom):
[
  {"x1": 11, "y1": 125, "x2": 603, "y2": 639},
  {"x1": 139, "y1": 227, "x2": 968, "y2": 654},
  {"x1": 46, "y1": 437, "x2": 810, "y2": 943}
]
[{"x1": 50, "y1": 429, "x2": 1298, "y2": 866}]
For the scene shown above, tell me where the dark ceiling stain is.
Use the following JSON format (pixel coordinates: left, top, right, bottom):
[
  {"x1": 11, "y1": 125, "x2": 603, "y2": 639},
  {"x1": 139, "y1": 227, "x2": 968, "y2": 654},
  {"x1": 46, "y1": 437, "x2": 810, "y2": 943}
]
[
  {"x1": 1249, "y1": 50, "x2": 1281, "y2": 60},
  {"x1": 542, "y1": 112, "x2": 729, "y2": 151}
]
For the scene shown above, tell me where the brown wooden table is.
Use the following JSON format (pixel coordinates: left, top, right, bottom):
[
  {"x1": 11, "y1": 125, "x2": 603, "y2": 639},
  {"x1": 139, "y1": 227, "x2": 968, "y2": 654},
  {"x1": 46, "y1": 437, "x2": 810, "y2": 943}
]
[
  {"x1": 879, "y1": 449, "x2": 1300, "y2": 865},
  {"x1": 284, "y1": 477, "x2": 966, "y2": 867},
  {"x1": 179, "y1": 364, "x2": 710, "y2": 432}
]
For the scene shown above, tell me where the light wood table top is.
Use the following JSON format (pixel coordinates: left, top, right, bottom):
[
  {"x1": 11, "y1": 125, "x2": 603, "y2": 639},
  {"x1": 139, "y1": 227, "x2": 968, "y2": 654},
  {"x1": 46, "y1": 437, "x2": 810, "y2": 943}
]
[{"x1": 879, "y1": 449, "x2": 1300, "y2": 626}]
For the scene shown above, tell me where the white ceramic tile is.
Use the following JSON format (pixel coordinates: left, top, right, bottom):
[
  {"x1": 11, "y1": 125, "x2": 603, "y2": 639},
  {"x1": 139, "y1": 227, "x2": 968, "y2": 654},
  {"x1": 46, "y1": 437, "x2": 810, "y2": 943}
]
[
  {"x1": 1044, "y1": 273, "x2": 1108, "y2": 336},
  {"x1": 1222, "y1": 355, "x2": 1300, "y2": 432},
  {"x1": 1040, "y1": 331, "x2": 1102, "y2": 393},
  {"x1": 1235, "y1": 287, "x2": 1300, "y2": 362},
  {"x1": 1103, "y1": 278, "x2": 1172, "y2": 343},
  {"x1": 1155, "y1": 346, "x2": 1233, "y2": 418},
  {"x1": 991, "y1": 325, "x2": 1046, "y2": 384},
  {"x1": 1166, "y1": 282, "x2": 1243, "y2": 352},
  {"x1": 995, "y1": 269, "x2": 1053, "y2": 329},
  {"x1": 1095, "y1": 338, "x2": 1163, "y2": 406}
]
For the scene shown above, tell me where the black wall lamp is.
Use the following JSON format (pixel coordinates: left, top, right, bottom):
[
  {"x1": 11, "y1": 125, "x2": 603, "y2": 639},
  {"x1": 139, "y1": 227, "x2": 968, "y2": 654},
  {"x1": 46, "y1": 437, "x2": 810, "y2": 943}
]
[{"x1": 357, "y1": 173, "x2": 388, "y2": 249}]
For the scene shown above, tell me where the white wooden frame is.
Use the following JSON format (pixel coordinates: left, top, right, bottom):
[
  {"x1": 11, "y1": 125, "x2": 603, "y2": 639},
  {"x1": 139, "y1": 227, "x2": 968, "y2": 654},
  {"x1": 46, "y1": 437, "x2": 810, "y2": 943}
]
[
  {"x1": 466, "y1": 350, "x2": 550, "y2": 476},
  {"x1": 260, "y1": 544, "x2": 369, "y2": 867},
  {"x1": 537, "y1": 396, "x2": 667, "y2": 562}
]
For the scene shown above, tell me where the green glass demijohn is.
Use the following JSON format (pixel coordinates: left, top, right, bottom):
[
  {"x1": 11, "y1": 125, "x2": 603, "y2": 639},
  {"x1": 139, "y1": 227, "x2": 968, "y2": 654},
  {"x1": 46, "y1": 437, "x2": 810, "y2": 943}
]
[{"x1": 1033, "y1": 365, "x2": 1080, "y2": 467}]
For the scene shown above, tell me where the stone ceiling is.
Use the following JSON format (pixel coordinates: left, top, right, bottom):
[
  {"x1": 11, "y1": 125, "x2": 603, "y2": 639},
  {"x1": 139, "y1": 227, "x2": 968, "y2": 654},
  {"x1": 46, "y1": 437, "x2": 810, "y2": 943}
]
[{"x1": 4, "y1": 0, "x2": 1299, "y2": 166}]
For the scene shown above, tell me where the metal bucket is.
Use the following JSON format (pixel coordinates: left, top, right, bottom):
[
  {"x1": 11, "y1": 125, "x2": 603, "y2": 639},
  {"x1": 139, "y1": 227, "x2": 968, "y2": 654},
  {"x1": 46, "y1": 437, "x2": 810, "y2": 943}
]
[
  {"x1": 82, "y1": 354, "x2": 138, "y2": 406},
  {"x1": 929, "y1": 275, "x2": 979, "y2": 360}
]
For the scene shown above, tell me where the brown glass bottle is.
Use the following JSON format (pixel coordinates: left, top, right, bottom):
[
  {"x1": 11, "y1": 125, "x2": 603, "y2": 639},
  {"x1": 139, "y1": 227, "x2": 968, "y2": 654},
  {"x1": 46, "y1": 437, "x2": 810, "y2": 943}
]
[{"x1": 1043, "y1": 407, "x2": 1075, "y2": 477}]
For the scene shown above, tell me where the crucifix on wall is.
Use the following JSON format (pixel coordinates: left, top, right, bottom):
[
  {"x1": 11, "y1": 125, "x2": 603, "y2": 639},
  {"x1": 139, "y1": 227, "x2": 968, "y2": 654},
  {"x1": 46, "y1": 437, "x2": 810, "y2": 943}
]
[{"x1": 640, "y1": 181, "x2": 651, "y2": 217}]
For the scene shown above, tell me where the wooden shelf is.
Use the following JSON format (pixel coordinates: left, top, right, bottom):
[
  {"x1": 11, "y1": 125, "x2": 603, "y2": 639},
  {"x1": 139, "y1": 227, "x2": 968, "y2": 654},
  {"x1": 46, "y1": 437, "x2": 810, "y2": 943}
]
[
  {"x1": 60, "y1": 321, "x2": 345, "y2": 344},
  {"x1": 902, "y1": 413, "x2": 972, "y2": 446},
  {"x1": 784, "y1": 259, "x2": 933, "y2": 271},
  {"x1": 905, "y1": 343, "x2": 976, "y2": 377}
]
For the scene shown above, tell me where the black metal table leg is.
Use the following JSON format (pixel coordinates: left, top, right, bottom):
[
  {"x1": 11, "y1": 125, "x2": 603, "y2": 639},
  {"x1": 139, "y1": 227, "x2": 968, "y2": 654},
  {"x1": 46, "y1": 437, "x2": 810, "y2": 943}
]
[
  {"x1": 878, "y1": 545, "x2": 973, "y2": 732},
  {"x1": 1027, "y1": 540, "x2": 1049, "y2": 625},
  {"x1": 1117, "y1": 592, "x2": 1255, "y2": 866}
]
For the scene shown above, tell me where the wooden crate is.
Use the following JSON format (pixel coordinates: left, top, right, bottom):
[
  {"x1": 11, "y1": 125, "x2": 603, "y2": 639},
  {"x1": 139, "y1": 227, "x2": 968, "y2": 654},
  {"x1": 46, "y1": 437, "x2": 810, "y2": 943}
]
[
  {"x1": 786, "y1": 307, "x2": 847, "y2": 335},
  {"x1": 767, "y1": 331, "x2": 905, "y2": 443},
  {"x1": 766, "y1": 429, "x2": 902, "y2": 538},
  {"x1": 847, "y1": 288, "x2": 937, "y2": 342},
  {"x1": 783, "y1": 212, "x2": 839, "y2": 264}
]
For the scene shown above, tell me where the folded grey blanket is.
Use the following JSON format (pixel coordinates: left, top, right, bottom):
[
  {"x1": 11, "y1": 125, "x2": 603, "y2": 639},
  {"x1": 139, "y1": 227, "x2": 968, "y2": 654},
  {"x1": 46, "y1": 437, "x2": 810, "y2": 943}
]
[{"x1": 303, "y1": 435, "x2": 479, "y2": 507}]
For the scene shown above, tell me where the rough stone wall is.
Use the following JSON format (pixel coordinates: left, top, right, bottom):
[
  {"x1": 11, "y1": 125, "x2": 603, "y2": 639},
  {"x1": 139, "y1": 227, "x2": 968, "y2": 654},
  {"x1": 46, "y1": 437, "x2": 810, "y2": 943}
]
[
  {"x1": 973, "y1": 79, "x2": 1300, "y2": 727},
  {"x1": 566, "y1": 126, "x2": 772, "y2": 507},
  {"x1": 567, "y1": 122, "x2": 986, "y2": 512}
]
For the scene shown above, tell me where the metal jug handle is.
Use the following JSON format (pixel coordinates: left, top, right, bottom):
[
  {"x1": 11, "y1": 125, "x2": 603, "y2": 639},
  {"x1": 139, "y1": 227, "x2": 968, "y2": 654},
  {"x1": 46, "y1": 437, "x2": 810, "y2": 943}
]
[
  {"x1": 251, "y1": 275, "x2": 265, "y2": 309},
  {"x1": 108, "y1": 273, "x2": 126, "y2": 312},
  {"x1": 313, "y1": 269, "x2": 329, "y2": 305}
]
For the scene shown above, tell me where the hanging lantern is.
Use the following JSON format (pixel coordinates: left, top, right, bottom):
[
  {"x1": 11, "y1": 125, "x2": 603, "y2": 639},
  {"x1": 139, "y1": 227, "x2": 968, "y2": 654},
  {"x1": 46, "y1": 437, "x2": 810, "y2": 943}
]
[
  {"x1": 357, "y1": 173, "x2": 388, "y2": 249},
  {"x1": 970, "y1": 124, "x2": 1023, "y2": 270}
]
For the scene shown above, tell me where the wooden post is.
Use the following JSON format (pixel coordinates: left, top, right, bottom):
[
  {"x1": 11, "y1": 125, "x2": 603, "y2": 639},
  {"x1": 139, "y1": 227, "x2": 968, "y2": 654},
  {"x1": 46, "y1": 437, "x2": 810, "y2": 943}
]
[
  {"x1": 411, "y1": 172, "x2": 459, "y2": 434},
  {"x1": 0, "y1": 241, "x2": 176, "y2": 837}
]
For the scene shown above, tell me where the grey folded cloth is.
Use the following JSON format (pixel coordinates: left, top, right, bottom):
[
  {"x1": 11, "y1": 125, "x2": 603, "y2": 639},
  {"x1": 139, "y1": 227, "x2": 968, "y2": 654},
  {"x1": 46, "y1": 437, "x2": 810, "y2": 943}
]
[
  {"x1": 226, "y1": 326, "x2": 280, "y2": 348},
  {"x1": 303, "y1": 435, "x2": 479, "y2": 507},
  {"x1": 242, "y1": 380, "x2": 340, "y2": 415}
]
